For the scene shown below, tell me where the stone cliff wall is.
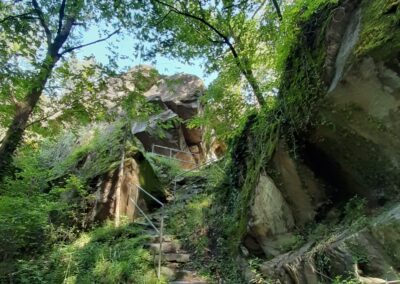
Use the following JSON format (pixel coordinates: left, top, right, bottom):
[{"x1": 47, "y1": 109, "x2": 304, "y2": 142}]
[{"x1": 230, "y1": 0, "x2": 400, "y2": 282}]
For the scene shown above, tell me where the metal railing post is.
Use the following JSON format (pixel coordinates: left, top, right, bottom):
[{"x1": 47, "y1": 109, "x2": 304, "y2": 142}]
[
  {"x1": 173, "y1": 180, "x2": 177, "y2": 203},
  {"x1": 128, "y1": 183, "x2": 165, "y2": 280},
  {"x1": 157, "y1": 207, "x2": 164, "y2": 279}
]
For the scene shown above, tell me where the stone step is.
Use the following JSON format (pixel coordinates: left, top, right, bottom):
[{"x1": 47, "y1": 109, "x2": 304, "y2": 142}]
[
  {"x1": 149, "y1": 240, "x2": 182, "y2": 253},
  {"x1": 154, "y1": 253, "x2": 190, "y2": 263},
  {"x1": 149, "y1": 234, "x2": 173, "y2": 242},
  {"x1": 174, "y1": 270, "x2": 200, "y2": 280},
  {"x1": 160, "y1": 268, "x2": 199, "y2": 280}
]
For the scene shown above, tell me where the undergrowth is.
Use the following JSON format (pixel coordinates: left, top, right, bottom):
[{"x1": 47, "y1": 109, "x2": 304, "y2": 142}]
[
  {"x1": 163, "y1": 160, "x2": 246, "y2": 283},
  {"x1": 13, "y1": 221, "x2": 164, "y2": 284}
]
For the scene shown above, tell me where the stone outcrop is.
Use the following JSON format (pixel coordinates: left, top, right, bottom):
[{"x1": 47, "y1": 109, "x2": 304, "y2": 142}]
[
  {"x1": 137, "y1": 72, "x2": 206, "y2": 166},
  {"x1": 260, "y1": 205, "x2": 400, "y2": 284},
  {"x1": 98, "y1": 65, "x2": 208, "y2": 167},
  {"x1": 89, "y1": 156, "x2": 163, "y2": 223},
  {"x1": 238, "y1": 0, "x2": 400, "y2": 282},
  {"x1": 246, "y1": 174, "x2": 295, "y2": 258}
]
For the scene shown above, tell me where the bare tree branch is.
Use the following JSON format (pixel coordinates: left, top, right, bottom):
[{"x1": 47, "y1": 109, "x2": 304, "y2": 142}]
[
  {"x1": 31, "y1": 0, "x2": 52, "y2": 45},
  {"x1": 59, "y1": 28, "x2": 121, "y2": 55}
]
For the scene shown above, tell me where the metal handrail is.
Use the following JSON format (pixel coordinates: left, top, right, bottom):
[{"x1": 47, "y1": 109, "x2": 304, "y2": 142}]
[
  {"x1": 151, "y1": 152, "x2": 197, "y2": 165},
  {"x1": 129, "y1": 183, "x2": 165, "y2": 279},
  {"x1": 151, "y1": 144, "x2": 197, "y2": 165},
  {"x1": 152, "y1": 144, "x2": 194, "y2": 155}
]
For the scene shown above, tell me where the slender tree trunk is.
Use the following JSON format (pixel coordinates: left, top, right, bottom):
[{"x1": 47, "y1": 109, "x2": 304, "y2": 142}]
[
  {"x1": 243, "y1": 67, "x2": 265, "y2": 106},
  {"x1": 0, "y1": 0, "x2": 75, "y2": 181},
  {"x1": 271, "y1": 0, "x2": 283, "y2": 20},
  {"x1": 0, "y1": 55, "x2": 58, "y2": 180}
]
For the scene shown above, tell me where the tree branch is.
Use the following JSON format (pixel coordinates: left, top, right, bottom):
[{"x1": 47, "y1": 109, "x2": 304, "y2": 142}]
[
  {"x1": 0, "y1": 11, "x2": 36, "y2": 24},
  {"x1": 57, "y1": 0, "x2": 67, "y2": 35},
  {"x1": 152, "y1": 0, "x2": 237, "y2": 57},
  {"x1": 60, "y1": 28, "x2": 121, "y2": 55},
  {"x1": 151, "y1": 0, "x2": 265, "y2": 105},
  {"x1": 31, "y1": 0, "x2": 52, "y2": 45},
  {"x1": 154, "y1": 10, "x2": 172, "y2": 26},
  {"x1": 271, "y1": 0, "x2": 283, "y2": 20},
  {"x1": 251, "y1": 0, "x2": 267, "y2": 19},
  {"x1": 25, "y1": 110, "x2": 62, "y2": 128}
]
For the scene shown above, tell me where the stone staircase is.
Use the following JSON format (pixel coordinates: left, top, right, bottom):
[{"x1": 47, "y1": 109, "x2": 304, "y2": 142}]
[{"x1": 137, "y1": 214, "x2": 208, "y2": 284}]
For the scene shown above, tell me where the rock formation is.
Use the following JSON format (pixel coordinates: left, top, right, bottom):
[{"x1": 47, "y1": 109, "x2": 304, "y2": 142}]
[
  {"x1": 233, "y1": 0, "x2": 400, "y2": 282},
  {"x1": 137, "y1": 71, "x2": 206, "y2": 166},
  {"x1": 101, "y1": 65, "x2": 208, "y2": 167}
]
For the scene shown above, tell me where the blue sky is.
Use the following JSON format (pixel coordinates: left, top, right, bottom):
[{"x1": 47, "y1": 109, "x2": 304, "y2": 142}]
[{"x1": 76, "y1": 29, "x2": 217, "y2": 86}]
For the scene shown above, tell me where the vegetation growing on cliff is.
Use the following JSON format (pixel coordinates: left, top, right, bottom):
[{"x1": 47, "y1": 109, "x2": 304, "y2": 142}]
[{"x1": 1, "y1": 0, "x2": 400, "y2": 283}]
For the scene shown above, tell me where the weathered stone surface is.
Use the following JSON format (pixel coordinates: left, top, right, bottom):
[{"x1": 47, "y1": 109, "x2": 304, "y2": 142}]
[
  {"x1": 271, "y1": 142, "x2": 325, "y2": 226},
  {"x1": 260, "y1": 205, "x2": 400, "y2": 283},
  {"x1": 88, "y1": 155, "x2": 163, "y2": 223},
  {"x1": 243, "y1": 0, "x2": 400, "y2": 282},
  {"x1": 137, "y1": 72, "x2": 206, "y2": 165},
  {"x1": 101, "y1": 65, "x2": 217, "y2": 167},
  {"x1": 309, "y1": 42, "x2": 400, "y2": 203},
  {"x1": 246, "y1": 174, "x2": 295, "y2": 257}
]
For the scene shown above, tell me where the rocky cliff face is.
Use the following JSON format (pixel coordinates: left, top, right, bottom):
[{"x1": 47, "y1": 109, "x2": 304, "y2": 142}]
[
  {"x1": 89, "y1": 155, "x2": 163, "y2": 223},
  {"x1": 136, "y1": 71, "x2": 206, "y2": 166},
  {"x1": 104, "y1": 65, "x2": 208, "y2": 167},
  {"x1": 231, "y1": 0, "x2": 400, "y2": 282}
]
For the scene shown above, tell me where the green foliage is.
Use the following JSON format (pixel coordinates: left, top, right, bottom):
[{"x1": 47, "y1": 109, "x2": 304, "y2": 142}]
[
  {"x1": 13, "y1": 222, "x2": 164, "y2": 284},
  {"x1": 347, "y1": 241, "x2": 369, "y2": 265},
  {"x1": 168, "y1": 193, "x2": 211, "y2": 255},
  {"x1": 188, "y1": 68, "x2": 254, "y2": 143},
  {"x1": 226, "y1": 105, "x2": 280, "y2": 250},
  {"x1": 163, "y1": 161, "x2": 245, "y2": 283},
  {"x1": 41, "y1": 121, "x2": 126, "y2": 182},
  {"x1": 356, "y1": 0, "x2": 400, "y2": 58},
  {"x1": 276, "y1": 0, "x2": 338, "y2": 72},
  {"x1": 332, "y1": 276, "x2": 360, "y2": 284},
  {"x1": 146, "y1": 153, "x2": 184, "y2": 184},
  {"x1": 0, "y1": 195, "x2": 54, "y2": 261},
  {"x1": 146, "y1": 0, "x2": 281, "y2": 105},
  {"x1": 343, "y1": 196, "x2": 367, "y2": 226},
  {"x1": 0, "y1": 144, "x2": 49, "y2": 195},
  {"x1": 121, "y1": 68, "x2": 162, "y2": 121}
]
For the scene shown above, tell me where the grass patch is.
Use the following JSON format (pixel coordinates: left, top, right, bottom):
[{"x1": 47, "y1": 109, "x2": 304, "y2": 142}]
[{"x1": 13, "y1": 221, "x2": 165, "y2": 284}]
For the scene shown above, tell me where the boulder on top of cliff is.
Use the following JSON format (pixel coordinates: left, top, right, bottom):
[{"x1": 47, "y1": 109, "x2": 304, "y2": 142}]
[
  {"x1": 102, "y1": 65, "x2": 209, "y2": 166},
  {"x1": 140, "y1": 73, "x2": 205, "y2": 156}
]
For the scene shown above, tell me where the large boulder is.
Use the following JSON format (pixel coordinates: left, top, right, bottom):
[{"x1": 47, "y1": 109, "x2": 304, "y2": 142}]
[
  {"x1": 89, "y1": 153, "x2": 163, "y2": 223},
  {"x1": 98, "y1": 65, "x2": 208, "y2": 167},
  {"x1": 139, "y1": 72, "x2": 206, "y2": 165},
  {"x1": 245, "y1": 174, "x2": 295, "y2": 258}
]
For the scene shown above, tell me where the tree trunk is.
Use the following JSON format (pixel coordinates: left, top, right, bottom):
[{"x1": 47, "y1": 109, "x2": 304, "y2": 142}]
[
  {"x1": 0, "y1": 56, "x2": 58, "y2": 180},
  {"x1": 243, "y1": 67, "x2": 265, "y2": 106}
]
